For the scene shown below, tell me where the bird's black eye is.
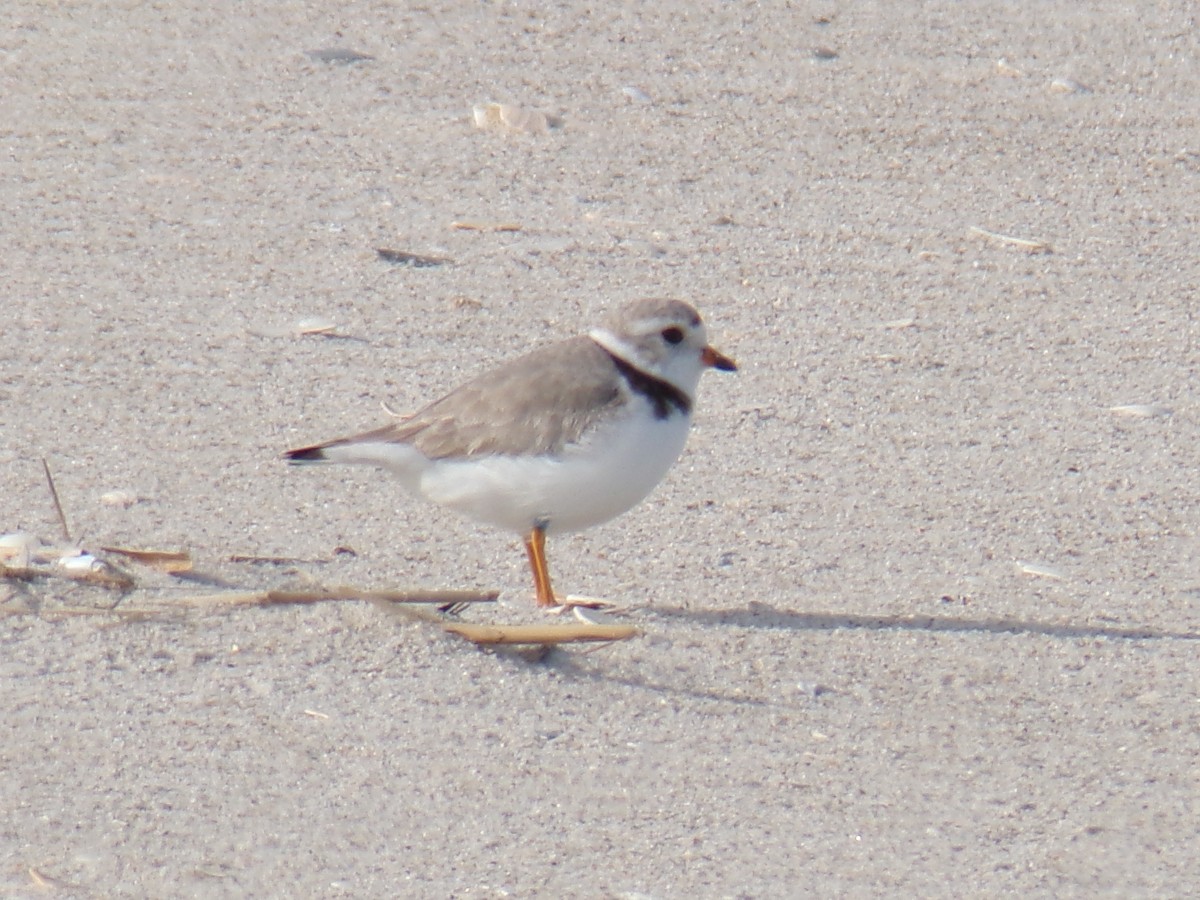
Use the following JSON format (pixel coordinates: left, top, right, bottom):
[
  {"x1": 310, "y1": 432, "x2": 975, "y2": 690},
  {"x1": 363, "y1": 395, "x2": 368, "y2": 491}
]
[{"x1": 661, "y1": 326, "x2": 685, "y2": 345}]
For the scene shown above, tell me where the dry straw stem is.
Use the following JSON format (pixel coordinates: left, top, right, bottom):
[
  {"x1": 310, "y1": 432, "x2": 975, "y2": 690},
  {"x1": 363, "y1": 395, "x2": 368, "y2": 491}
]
[
  {"x1": 443, "y1": 622, "x2": 638, "y2": 645},
  {"x1": 42, "y1": 458, "x2": 71, "y2": 541},
  {"x1": 27, "y1": 866, "x2": 74, "y2": 891},
  {"x1": 968, "y1": 225, "x2": 1053, "y2": 253},
  {"x1": 101, "y1": 546, "x2": 193, "y2": 574},
  {"x1": 171, "y1": 591, "x2": 272, "y2": 607},
  {"x1": 60, "y1": 563, "x2": 136, "y2": 590},
  {"x1": 175, "y1": 587, "x2": 498, "y2": 608},
  {"x1": 266, "y1": 587, "x2": 498, "y2": 606},
  {"x1": 229, "y1": 553, "x2": 317, "y2": 564},
  {"x1": 0, "y1": 561, "x2": 34, "y2": 581},
  {"x1": 450, "y1": 220, "x2": 523, "y2": 232}
]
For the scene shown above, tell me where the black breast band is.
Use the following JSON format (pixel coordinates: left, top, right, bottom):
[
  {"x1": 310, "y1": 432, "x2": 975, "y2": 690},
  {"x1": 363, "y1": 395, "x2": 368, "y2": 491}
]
[{"x1": 605, "y1": 351, "x2": 692, "y2": 420}]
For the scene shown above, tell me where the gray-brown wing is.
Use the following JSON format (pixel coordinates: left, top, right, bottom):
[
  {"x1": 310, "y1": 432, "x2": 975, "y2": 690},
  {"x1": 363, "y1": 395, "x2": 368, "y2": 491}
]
[{"x1": 344, "y1": 336, "x2": 625, "y2": 459}]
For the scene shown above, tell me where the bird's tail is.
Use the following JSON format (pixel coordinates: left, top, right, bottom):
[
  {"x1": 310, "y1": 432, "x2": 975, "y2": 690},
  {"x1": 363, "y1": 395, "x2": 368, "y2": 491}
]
[
  {"x1": 284, "y1": 439, "x2": 427, "y2": 486},
  {"x1": 284, "y1": 443, "x2": 337, "y2": 464}
]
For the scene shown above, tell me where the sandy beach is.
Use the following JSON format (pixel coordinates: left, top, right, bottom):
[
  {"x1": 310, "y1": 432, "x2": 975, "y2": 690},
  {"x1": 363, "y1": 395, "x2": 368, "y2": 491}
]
[{"x1": 3, "y1": 2, "x2": 1198, "y2": 896}]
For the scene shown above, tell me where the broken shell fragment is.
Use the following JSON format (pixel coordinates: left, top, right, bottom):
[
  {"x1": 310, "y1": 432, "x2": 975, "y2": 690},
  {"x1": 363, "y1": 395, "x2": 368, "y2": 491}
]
[
  {"x1": 58, "y1": 553, "x2": 103, "y2": 573},
  {"x1": 472, "y1": 103, "x2": 558, "y2": 135},
  {"x1": 56, "y1": 553, "x2": 135, "y2": 589},
  {"x1": 0, "y1": 533, "x2": 39, "y2": 569},
  {"x1": 1049, "y1": 77, "x2": 1092, "y2": 94},
  {"x1": 1017, "y1": 561, "x2": 1065, "y2": 580},
  {"x1": 295, "y1": 317, "x2": 339, "y2": 336},
  {"x1": 100, "y1": 490, "x2": 141, "y2": 508}
]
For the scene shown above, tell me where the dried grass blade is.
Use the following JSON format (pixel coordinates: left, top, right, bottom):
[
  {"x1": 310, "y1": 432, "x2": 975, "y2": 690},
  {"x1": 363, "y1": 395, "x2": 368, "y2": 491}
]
[
  {"x1": 42, "y1": 458, "x2": 71, "y2": 541},
  {"x1": 101, "y1": 546, "x2": 194, "y2": 573},
  {"x1": 264, "y1": 587, "x2": 497, "y2": 606}
]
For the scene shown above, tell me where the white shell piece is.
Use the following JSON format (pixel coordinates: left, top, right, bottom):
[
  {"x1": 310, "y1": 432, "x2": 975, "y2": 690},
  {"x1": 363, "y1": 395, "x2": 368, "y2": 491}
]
[
  {"x1": 58, "y1": 553, "x2": 102, "y2": 573},
  {"x1": 100, "y1": 490, "x2": 141, "y2": 508},
  {"x1": 0, "y1": 532, "x2": 38, "y2": 568}
]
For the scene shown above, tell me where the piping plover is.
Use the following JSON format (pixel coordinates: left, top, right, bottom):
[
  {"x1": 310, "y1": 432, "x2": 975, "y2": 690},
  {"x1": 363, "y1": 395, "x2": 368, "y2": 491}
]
[{"x1": 285, "y1": 298, "x2": 736, "y2": 608}]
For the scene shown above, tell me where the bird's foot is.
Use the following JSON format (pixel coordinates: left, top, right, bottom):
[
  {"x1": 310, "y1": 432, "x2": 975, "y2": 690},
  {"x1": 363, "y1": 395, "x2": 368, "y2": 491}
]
[{"x1": 544, "y1": 595, "x2": 628, "y2": 622}]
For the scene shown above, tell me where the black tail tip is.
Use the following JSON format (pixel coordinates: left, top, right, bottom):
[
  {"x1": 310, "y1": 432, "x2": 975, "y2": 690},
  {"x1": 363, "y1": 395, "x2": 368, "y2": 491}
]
[{"x1": 284, "y1": 445, "x2": 328, "y2": 463}]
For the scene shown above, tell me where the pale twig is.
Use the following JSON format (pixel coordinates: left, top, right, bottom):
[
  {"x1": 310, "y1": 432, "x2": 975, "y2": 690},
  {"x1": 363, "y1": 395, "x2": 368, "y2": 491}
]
[
  {"x1": 170, "y1": 587, "x2": 498, "y2": 608},
  {"x1": 964, "y1": 225, "x2": 1051, "y2": 254},
  {"x1": 968, "y1": 225, "x2": 1053, "y2": 253},
  {"x1": 266, "y1": 587, "x2": 498, "y2": 606}
]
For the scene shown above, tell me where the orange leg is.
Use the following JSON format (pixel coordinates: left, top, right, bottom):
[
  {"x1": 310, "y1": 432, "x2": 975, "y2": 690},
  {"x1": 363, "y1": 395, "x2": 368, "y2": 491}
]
[{"x1": 523, "y1": 525, "x2": 557, "y2": 608}]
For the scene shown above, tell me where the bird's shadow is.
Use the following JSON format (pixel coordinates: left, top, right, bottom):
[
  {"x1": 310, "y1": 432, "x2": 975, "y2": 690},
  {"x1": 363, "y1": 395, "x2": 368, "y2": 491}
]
[
  {"x1": 528, "y1": 601, "x2": 1199, "y2": 708},
  {"x1": 641, "y1": 601, "x2": 1200, "y2": 642}
]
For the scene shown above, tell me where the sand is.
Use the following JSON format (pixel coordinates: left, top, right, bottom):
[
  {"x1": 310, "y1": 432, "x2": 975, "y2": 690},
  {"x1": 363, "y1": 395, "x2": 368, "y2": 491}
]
[{"x1": 3, "y1": 1, "x2": 1199, "y2": 896}]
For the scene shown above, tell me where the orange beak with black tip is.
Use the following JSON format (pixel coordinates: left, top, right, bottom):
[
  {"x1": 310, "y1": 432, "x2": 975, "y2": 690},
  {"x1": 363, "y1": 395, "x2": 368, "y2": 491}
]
[{"x1": 702, "y1": 345, "x2": 738, "y2": 372}]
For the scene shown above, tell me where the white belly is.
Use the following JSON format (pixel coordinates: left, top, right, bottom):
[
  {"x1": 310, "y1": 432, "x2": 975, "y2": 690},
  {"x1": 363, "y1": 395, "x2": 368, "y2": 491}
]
[{"x1": 418, "y1": 406, "x2": 693, "y2": 534}]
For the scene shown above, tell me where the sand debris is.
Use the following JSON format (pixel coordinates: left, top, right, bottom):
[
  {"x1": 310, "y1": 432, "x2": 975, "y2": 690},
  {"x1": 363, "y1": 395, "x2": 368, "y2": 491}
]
[
  {"x1": 968, "y1": 225, "x2": 1053, "y2": 254},
  {"x1": 1, "y1": 534, "x2": 141, "y2": 590},
  {"x1": 27, "y1": 866, "x2": 75, "y2": 891},
  {"x1": 100, "y1": 490, "x2": 142, "y2": 508},
  {"x1": 471, "y1": 102, "x2": 561, "y2": 135},
  {"x1": 996, "y1": 58, "x2": 1023, "y2": 77},
  {"x1": 229, "y1": 553, "x2": 328, "y2": 565},
  {"x1": 7, "y1": 525, "x2": 633, "y2": 653},
  {"x1": 376, "y1": 248, "x2": 451, "y2": 267},
  {"x1": 1109, "y1": 404, "x2": 1172, "y2": 419},
  {"x1": 173, "y1": 587, "x2": 498, "y2": 608},
  {"x1": 172, "y1": 587, "x2": 631, "y2": 648},
  {"x1": 0, "y1": 532, "x2": 39, "y2": 569},
  {"x1": 1049, "y1": 77, "x2": 1092, "y2": 94},
  {"x1": 295, "y1": 316, "x2": 339, "y2": 335},
  {"x1": 56, "y1": 553, "x2": 135, "y2": 590},
  {"x1": 304, "y1": 48, "x2": 374, "y2": 65},
  {"x1": 247, "y1": 317, "x2": 360, "y2": 340},
  {"x1": 1017, "y1": 561, "x2": 1065, "y2": 580},
  {"x1": 101, "y1": 546, "x2": 193, "y2": 574},
  {"x1": 450, "y1": 219, "x2": 523, "y2": 232},
  {"x1": 42, "y1": 458, "x2": 71, "y2": 540}
]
